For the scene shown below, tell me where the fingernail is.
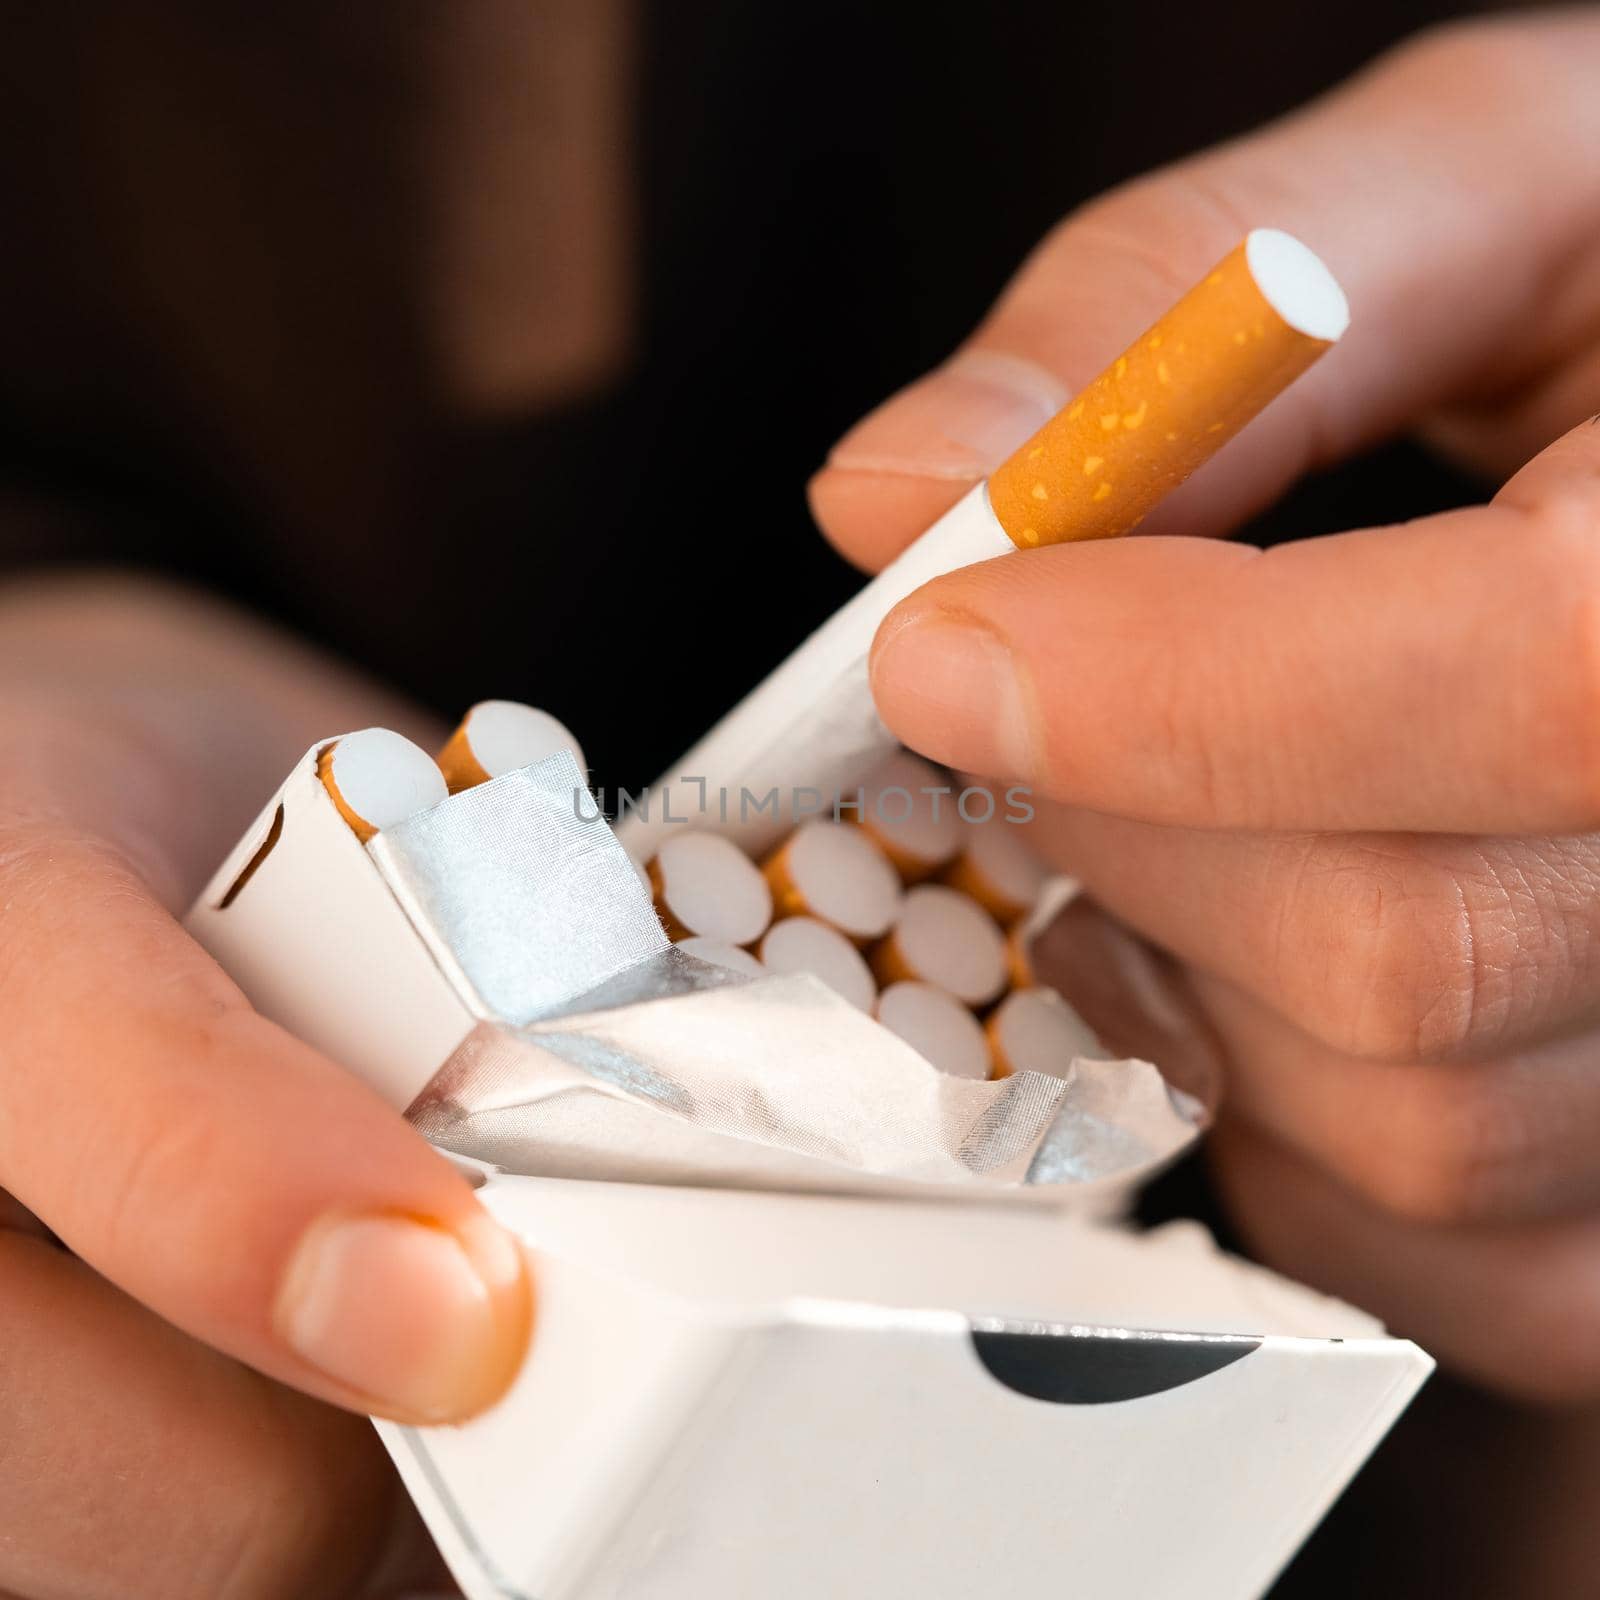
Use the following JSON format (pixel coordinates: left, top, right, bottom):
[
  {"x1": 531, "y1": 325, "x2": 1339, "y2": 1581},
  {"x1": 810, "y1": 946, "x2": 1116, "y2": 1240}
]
[
  {"x1": 276, "y1": 1210, "x2": 532, "y2": 1424},
  {"x1": 870, "y1": 612, "x2": 1039, "y2": 780},
  {"x1": 826, "y1": 350, "x2": 1069, "y2": 480}
]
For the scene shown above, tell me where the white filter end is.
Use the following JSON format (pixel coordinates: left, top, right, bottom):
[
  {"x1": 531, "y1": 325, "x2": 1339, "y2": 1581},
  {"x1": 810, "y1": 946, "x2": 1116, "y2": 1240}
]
[{"x1": 1245, "y1": 228, "x2": 1349, "y2": 341}]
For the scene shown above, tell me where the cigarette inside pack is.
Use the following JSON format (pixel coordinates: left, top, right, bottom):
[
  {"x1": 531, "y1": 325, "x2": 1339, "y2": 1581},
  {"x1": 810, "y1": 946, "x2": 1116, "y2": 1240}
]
[{"x1": 343, "y1": 731, "x2": 1201, "y2": 1203}]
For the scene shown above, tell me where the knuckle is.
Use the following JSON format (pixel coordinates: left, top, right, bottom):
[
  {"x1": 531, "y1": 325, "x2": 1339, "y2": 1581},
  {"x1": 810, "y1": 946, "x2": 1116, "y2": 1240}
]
[
  {"x1": 1284, "y1": 840, "x2": 1482, "y2": 1063},
  {"x1": 1347, "y1": 1068, "x2": 1520, "y2": 1225},
  {"x1": 1066, "y1": 168, "x2": 1256, "y2": 304},
  {"x1": 94, "y1": 1084, "x2": 227, "y2": 1265}
]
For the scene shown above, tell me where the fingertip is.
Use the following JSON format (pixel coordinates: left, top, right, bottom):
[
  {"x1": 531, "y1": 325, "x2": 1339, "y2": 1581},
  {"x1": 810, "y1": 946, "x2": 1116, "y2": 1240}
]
[
  {"x1": 812, "y1": 349, "x2": 1069, "y2": 572},
  {"x1": 273, "y1": 1203, "x2": 534, "y2": 1426},
  {"x1": 808, "y1": 466, "x2": 977, "y2": 573}
]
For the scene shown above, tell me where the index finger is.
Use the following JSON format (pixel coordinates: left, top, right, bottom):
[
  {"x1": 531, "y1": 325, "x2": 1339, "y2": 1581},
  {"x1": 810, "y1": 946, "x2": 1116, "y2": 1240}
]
[{"x1": 810, "y1": 13, "x2": 1600, "y2": 571}]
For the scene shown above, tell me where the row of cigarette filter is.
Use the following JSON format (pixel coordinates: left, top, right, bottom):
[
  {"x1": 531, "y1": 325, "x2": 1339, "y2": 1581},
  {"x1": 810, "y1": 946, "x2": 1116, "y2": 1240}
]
[{"x1": 320, "y1": 699, "x2": 1105, "y2": 1084}]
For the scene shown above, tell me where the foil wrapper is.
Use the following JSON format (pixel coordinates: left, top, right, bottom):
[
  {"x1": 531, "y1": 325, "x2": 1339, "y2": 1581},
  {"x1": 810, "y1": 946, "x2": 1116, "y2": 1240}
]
[{"x1": 369, "y1": 753, "x2": 1202, "y2": 1204}]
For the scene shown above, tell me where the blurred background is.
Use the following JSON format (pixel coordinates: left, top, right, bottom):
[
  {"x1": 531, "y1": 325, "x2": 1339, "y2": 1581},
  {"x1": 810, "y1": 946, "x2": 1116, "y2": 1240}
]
[{"x1": 0, "y1": 3, "x2": 1538, "y2": 1593}]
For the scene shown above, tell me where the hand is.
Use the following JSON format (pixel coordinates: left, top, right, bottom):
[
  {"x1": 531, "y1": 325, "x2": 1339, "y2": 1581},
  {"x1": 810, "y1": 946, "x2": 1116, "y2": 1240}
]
[
  {"x1": 0, "y1": 573, "x2": 530, "y2": 1599},
  {"x1": 813, "y1": 10, "x2": 1600, "y2": 1413}
]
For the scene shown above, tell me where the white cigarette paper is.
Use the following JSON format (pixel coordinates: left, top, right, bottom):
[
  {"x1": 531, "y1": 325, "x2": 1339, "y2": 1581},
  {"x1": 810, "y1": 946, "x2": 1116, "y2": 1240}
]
[
  {"x1": 759, "y1": 916, "x2": 877, "y2": 1013},
  {"x1": 620, "y1": 484, "x2": 1010, "y2": 860},
  {"x1": 875, "y1": 981, "x2": 991, "y2": 1080}
]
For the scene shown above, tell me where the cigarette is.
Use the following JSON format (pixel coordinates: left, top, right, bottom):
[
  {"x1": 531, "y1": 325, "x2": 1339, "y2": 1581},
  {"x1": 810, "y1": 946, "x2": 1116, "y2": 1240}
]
[
  {"x1": 649, "y1": 830, "x2": 773, "y2": 945},
  {"x1": 941, "y1": 822, "x2": 1051, "y2": 924},
  {"x1": 675, "y1": 936, "x2": 766, "y2": 979},
  {"x1": 625, "y1": 229, "x2": 1346, "y2": 860},
  {"x1": 870, "y1": 884, "x2": 1007, "y2": 1008},
  {"x1": 437, "y1": 699, "x2": 586, "y2": 793},
  {"x1": 759, "y1": 916, "x2": 877, "y2": 1012},
  {"x1": 875, "y1": 980, "x2": 992, "y2": 1080},
  {"x1": 317, "y1": 728, "x2": 449, "y2": 843},
  {"x1": 763, "y1": 819, "x2": 902, "y2": 943},
  {"x1": 986, "y1": 987, "x2": 1104, "y2": 1080},
  {"x1": 855, "y1": 750, "x2": 964, "y2": 882}
]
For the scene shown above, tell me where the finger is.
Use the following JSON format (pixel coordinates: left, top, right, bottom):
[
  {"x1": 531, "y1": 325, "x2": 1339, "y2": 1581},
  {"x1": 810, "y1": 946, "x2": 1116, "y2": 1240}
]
[
  {"x1": 870, "y1": 416, "x2": 1600, "y2": 835},
  {"x1": 1192, "y1": 970, "x2": 1600, "y2": 1225},
  {"x1": 1026, "y1": 807, "x2": 1600, "y2": 1065},
  {"x1": 0, "y1": 675, "x2": 530, "y2": 1428},
  {"x1": 811, "y1": 12, "x2": 1600, "y2": 571},
  {"x1": 0, "y1": 1230, "x2": 447, "y2": 1600},
  {"x1": 1210, "y1": 1118, "x2": 1600, "y2": 1406},
  {"x1": 0, "y1": 811, "x2": 532, "y2": 1428},
  {"x1": 1424, "y1": 249, "x2": 1600, "y2": 480}
]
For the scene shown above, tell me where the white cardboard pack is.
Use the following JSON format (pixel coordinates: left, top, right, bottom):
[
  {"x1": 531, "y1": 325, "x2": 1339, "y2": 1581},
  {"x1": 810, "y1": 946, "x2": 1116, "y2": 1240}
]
[{"x1": 187, "y1": 742, "x2": 1432, "y2": 1600}]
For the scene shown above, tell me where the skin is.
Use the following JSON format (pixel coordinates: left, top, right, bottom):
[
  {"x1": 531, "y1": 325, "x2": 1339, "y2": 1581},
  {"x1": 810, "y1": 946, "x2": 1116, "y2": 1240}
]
[
  {"x1": 809, "y1": 14, "x2": 1600, "y2": 1575},
  {"x1": 0, "y1": 576, "x2": 496, "y2": 1599},
  {"x1": 7, "y1": 10, "x2": 1600, "y2": 1597}
]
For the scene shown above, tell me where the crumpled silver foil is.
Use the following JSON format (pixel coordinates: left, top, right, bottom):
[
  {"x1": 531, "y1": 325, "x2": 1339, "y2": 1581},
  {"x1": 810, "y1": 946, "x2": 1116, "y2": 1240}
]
[{"x1": 370, "y1": 753, "x2": 1202, "y2": 1203}]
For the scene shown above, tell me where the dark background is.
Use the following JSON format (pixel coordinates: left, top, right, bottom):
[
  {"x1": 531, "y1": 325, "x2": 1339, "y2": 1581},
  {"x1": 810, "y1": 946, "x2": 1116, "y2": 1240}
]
[
  {"x1": 0, "y1": 3, "x2": 1522, "y2": 1592},
  {"x1": 0, "y1": 0, "x2": 1492, "y2": 791}
]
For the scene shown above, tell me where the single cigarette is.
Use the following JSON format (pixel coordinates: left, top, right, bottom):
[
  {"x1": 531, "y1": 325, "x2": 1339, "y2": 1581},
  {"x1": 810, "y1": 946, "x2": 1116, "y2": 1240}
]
[
  {"x1": 763, "y1": 819, "x2": 902, "y2": 943},
  {"x1": 318, "y1": 728, "x2": 449, "y2": 843},
  {"x1": 986, "y1": 987, "x2": 1104, "y2": 1080},
  {"x1": 875, "y1": 981, "x2": 992, "y2": 1080},
  {"x1": 855, "y1": 750, "x2": 964, "y2": 882},
  {"x1": 941, "y1": 822, "x2": 1051, "y2": 924},
  {"x1": 675, "y1": 936, "x2": 766, "y2": 979},
  {"x1": 759, "y1": 916, "x2": 877, "y2": 1012},
  {"x1": 437, "y1": 699, "x2": 586, "y2": 793},
  {"x1": 627, "y1": 229, "x2": 1346, "y2": 860},
  {"x1": 649, "y1": 830, "x2": 773, "y2": 945},
  {"x1": 870, "y1": 884, "x2": 1007, "y2": 1007},
  {"x1": 987, "y1": 230, "x2": 1347, "y2": 547}
]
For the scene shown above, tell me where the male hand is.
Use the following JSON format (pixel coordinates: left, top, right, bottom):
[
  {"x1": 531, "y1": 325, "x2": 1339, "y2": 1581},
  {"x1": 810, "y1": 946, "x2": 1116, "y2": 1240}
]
[{"x1": 814, "y1": 12, "x2": 1600, "y2": 1407}]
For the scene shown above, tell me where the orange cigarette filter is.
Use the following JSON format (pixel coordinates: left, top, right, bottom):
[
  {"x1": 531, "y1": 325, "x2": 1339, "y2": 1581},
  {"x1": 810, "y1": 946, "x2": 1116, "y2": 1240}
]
[{"x1": 986, "y1": 230, "x2": 1347, "y2": 549}]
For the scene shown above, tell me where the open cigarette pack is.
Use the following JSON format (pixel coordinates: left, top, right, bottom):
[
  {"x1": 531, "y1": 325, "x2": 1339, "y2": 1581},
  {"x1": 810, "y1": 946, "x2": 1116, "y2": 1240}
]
[
  {"x1": 188, "y1": 730, "x2": 1429, "y2": 1600},
  {"x1": 186, "y1": 235, "x2": 1430, "y2": 1598}
]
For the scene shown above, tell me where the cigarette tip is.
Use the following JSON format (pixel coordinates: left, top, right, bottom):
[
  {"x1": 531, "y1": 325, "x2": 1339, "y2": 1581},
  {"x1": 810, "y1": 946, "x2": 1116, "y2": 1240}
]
[{"x1": 1244, "y1": 228, "x2": 1349, "y2": 343}]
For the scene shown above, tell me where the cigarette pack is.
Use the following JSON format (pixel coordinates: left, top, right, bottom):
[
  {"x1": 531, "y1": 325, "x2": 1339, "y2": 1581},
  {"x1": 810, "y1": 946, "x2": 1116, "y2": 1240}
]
[{"x1": 187, "y1": 739, "x2": 1431, "y2": 1600}]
